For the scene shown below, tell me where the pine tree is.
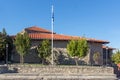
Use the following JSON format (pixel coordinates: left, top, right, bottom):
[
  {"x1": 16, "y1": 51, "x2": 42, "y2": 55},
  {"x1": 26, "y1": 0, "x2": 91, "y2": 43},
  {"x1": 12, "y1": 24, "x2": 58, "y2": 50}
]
[
  {"x1": 2, "y1": 28, "x2": 7, "y2": 36},
  {"x1": 0, "y1": 28, "x2": 13, "y2": 62},
  {"x1": 0, "y1": 32, "x2": 6, "y2": 59}
]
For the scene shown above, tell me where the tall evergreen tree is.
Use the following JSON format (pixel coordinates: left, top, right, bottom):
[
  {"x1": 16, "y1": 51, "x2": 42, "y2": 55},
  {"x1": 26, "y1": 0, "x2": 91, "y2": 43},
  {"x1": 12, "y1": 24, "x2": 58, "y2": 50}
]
[
  {"x1": 0, "y1": 32, "x2": 6, "y2": 60},
  {"x1": 0, "y1": 28, "x2": 13, "y2": 62},
  {"x1": 14, "y1": 32, "x2": 30, "y2": 64},
  {"x1": 0, "y1": 28, "x2": 7, "y2": 61},
  {"x1": 2, "y1": 28, "x2": 7, "y2": 36}
]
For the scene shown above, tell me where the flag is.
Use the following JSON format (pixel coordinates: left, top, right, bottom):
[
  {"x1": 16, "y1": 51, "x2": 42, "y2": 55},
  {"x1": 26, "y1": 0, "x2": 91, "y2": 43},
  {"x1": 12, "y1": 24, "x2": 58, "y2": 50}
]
[{"x1": 52, "y1": 5, "x2": 54, "y2": 22}]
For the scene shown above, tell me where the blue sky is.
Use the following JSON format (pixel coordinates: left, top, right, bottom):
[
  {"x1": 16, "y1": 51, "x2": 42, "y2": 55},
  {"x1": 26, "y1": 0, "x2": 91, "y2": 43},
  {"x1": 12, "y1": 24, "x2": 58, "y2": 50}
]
[{"x1": 0, "y1": 0, "x2": 120, "y2": 49}]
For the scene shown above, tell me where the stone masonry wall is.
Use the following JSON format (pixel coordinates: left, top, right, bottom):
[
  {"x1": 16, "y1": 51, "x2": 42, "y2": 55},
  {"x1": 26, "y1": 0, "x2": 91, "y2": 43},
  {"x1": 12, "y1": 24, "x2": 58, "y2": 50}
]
[
  {"x1": 8, "y1": 64, "x2": 114, "y2": 75},
  {"x1": 12, "y1": 40, "x2": 104, "y2": 65},
  {"x1": 0, "y1": 65, "x2": 8, "y2": 73},
  {"x1": 88, "y1": 42, "x2": 103, "y2": 65}
]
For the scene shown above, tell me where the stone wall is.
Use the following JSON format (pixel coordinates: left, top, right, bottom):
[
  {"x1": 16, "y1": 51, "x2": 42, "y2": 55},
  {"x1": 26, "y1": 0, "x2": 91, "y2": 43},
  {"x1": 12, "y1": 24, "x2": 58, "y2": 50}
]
[
  {"x1": 8, "y1": 64, "x2": 114, "y2": 74},
  {"x1": 12, "y1": 40, "x2": 104, "y2": 65},
  {"x1": 88, "y1": 42, "x2": 103, "y2": 65},
  {"x1": 11, "y1": 48, "x2": 41, "y2": 63},
  {"x1": 11, "y1": 40, "x2": 42, "y2": 63},
  {"x1": 0, "y1": 65, "x2": 8, "y2": 73},
  {"x1": 53, "y1": 40, "x2": 69, "y2": 48},
  {"x1": 0, "y1": 65, "x2": 116, "y2": 80}
]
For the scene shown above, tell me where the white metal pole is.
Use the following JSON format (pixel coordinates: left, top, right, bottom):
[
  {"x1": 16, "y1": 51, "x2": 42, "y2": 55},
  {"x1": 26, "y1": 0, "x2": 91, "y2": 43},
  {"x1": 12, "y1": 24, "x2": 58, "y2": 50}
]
[{"x1": 51, "y1": 5, "x2": 54, "y2": 65}]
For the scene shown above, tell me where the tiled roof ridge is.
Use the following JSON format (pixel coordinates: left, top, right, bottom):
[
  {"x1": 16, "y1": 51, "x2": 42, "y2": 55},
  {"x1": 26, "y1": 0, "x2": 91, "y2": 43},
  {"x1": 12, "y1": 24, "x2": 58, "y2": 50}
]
[
  {"x1": 25, "y1": 26, "x2": 54, "y2": 33},
  {"x1": 29, "y1": 33, "x2": 80, "y2": 38},
  {"x1": 29, "y1": 33, "x2": 79, "y2": 39},
  {"x1": 28, "y1": 33, "x2": 109, "y2": 43}
]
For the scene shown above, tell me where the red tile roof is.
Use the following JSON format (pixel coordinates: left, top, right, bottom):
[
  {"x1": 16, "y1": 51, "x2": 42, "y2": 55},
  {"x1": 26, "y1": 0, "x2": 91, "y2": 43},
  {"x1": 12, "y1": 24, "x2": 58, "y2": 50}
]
[
  {"x1": 11, "y1": 26, "x2": 109, "y2": 44},
  {"x1": 102, "y1": 46, "x2": 115, "y2": 50},
  {"x1": 87, "y1": 38, "x2": 109, "y2": 43},
  {"x1": 29, "y1": 33, "x2": 109, "y2": 43},
  {"x1": 29, "y1": 33, "x2": 77, "y2": 40},
  {"x1": 25, "y1": 26, "x2": 53, "y2": 33}
]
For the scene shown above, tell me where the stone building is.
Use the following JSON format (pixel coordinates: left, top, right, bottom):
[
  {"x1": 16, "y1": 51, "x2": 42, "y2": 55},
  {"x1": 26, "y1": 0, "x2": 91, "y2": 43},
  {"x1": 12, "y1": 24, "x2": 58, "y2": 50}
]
[
  {"x1": 11, "y1": 26, "x2": 113, "y2": 65},
  {"x1": 102, "y1": 46, "x2": 115, "y2": 65}
]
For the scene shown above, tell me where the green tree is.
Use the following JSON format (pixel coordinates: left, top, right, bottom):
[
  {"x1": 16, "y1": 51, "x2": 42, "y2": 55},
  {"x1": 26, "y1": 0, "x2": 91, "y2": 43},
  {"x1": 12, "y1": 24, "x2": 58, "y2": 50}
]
[
  {"x1": 0, "y1": 32, "x2": 6, "y2": 60},
  {"x1": 67, "y1": 39, "x2": 77, "y2": 57},
  {"x1": 112, "y1": 50, "x2": 120, "y2": 64},
  {"x1": 0, "y1": 29, "x2": 8, "y2": 61},
  {"x1": 67, "y1": 38, "x2": 88, "y2": 65},
  {"x1": 0, "y1": 28, "x2": 7, "y2": 53},
  {"x1": 37, "y1": 39, "x2": 51, "y2": 64},
  {"x1": 6, "y1": 36, "x2": 14, "y2": 61},
  {"x1": 2, "y1": 28, "x2": 7, "y2": 36},
  {"x1": 14, "y1": 32, "x2": 30, "y2": 64},
  {"x1": 0, "y1": 28, "x2": 13, "y2": 62}
]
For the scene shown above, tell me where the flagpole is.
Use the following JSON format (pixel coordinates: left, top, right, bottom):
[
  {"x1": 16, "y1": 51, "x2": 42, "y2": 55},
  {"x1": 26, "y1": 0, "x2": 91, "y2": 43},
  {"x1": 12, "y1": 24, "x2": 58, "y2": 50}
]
[{"x1": 51, "y1": 4, "x2": 54, "y2": 65}]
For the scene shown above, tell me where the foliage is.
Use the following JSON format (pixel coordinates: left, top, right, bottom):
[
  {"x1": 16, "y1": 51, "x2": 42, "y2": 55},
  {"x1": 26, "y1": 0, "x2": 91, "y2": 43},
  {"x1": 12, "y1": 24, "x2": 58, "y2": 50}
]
[
  {"x1": 2, "y1": 28, "x2": 7, "y2": 36},
  {"x1": 0, "y1": 37, "x2": 4, "y2": 50},
  {"x1": 0, "y1": 28, "x2": 13, "y2": 62},
  {"x1": 0, "y1": 28, "x2": 7, "y2": 53},
  {"x1": 67, "y1": 39, "x2": 77, "y2": 57},
  {"x1": 76, "y1": 38, "x2": 88, "y2": 58},
  {"x1": 0, "y1": 32, "x2": 6, "y2": 59},
  {"x1": 112, "y1": 50, "x2": 120, "y2": 64},
  {"x1": 67, "y1": 38, "x2": 88, "y2": 65},
  {"x1": 37, "y1": 39, "x2": 51, "y2": 64},
  {"x1": 6, "y1": 36, "x2": 14, "y2": 61},
  {"x1": 93, "y1": 52, "x2": 100, "y2": 64},
  {"x1": 14, "y1": 32, "x2": 30, "y2": 64}
]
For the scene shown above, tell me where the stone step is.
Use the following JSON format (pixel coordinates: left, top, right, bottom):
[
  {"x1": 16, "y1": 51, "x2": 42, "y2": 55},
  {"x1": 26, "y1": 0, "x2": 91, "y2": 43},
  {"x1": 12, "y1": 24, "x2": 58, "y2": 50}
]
[
  {"x1": 0, "y1": 73, "x2": 117, "y2": 80},
  {"x1": 0, "y1": 76, "x2": 117, "y2": 80},
  {"x1": 0, "y1": 73, "x2": 116, "y2": 76},
  {"x1": 0, "y1": 73, "x2": 39, "y2": 76}
]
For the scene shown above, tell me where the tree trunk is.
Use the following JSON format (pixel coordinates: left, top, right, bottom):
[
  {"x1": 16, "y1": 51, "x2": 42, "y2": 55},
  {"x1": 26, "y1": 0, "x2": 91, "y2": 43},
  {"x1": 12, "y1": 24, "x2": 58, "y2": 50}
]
[
  {"x1": 20, "y1": 55, "x2": 22, "y2": 64},
  {"x1": 42, "y1": 58, "x2": 44, "y2": 65},
  {"x1": 75, "y1": 57, "x2": 78, "y2": 66},
  {"x1": 20, "y1": 55, "x2": 24, "y2": 64},
  {"x1": 22, "y1": 55, "x2": 24, "y2": 64}
]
